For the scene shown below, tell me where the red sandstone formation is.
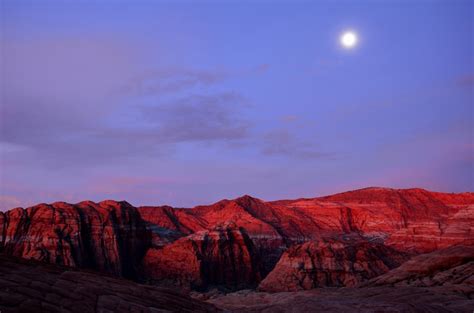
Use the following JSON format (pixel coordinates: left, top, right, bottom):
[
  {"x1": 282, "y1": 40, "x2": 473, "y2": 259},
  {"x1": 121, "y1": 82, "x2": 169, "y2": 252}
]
[
  {"x1": 1, "y1": 246, "x2": 472, "y2": 313},
  {"x1": 275, "y1": 187, "x2": 474, "y2": 252},
  {"x1": 0, "y1": 200, "x2": 149, "y2": 279},
  {"x1": 142, "y1": 226, "x2": 264, "y2": 290},
  {"x1": 364, "y1": 244, "x2": 474, "y2": 291},
  {"x1": 258, "y1": 236, "x2": 409, "y2": 292},
  {"x1": 209, "y1": 245, "x2": 474, "y2": 312},
  {"x1": 0, "y1": 187, "x2": 473, "y2": 291}
]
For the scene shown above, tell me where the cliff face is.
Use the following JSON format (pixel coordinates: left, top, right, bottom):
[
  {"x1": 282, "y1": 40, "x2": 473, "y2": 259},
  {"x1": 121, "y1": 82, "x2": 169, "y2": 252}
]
[
  {"x1": 258, "y1": 236, "x2": 409, "y2": 292},
  {"x1": 0, "y1": 200, "x2": 149, "y2": 279},
  {"x1": 142, "y1": 226, "x2": 264, "y2": 290},
  {"x1": 364, "y1": 245, "x2": 474, "y2": 291},
  {"x1": 274, "y1": 188, "x2": 474, "y2": 252},
  {"x1": 209, "y1": 245, "x2": 474, "y2": 312},
  {"x1": 0, "y1": 187, "x2": 473, "y2": 291}
]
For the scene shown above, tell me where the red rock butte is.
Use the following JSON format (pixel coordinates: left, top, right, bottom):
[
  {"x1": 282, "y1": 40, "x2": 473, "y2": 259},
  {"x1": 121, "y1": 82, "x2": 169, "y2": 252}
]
[{"x1": 0, "y1": 187, "x2": 473, "y2": 292}]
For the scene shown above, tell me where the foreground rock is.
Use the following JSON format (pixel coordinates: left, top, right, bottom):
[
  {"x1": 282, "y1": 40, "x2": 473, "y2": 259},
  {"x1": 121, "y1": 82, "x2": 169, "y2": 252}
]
[
  {"x1": 1, "y1": 242, "x2": 473, "y2": 312},
  {"x1": 0, "y1": 254, "x2": 220, "y2": 313},
  {"x1": 208, "y1": 287, "x2": 474, "y2": 313},
  {"x1": 258, "y1": 236, "x2": 408, "y2": 291},
  {"x1": 209, "y1": 245, "x2": 474, "y2": 312},
  {"x1": 364, "y1": 245, "x2": 474, "y2": 293}
]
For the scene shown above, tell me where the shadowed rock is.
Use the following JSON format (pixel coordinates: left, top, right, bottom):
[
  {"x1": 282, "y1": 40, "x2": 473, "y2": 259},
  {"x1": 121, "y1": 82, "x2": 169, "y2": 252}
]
[
  {"x1": 258, "y1": 235, "x2": 409, "y2": 292},
  {"x1": 0, "y1": 254, "x2": 220, "y2": 313},
  {"x1": 363, "y1": 244, "x2": 474, "y2": 294},
  {"x1": 208, "y1": 286, "x2": 474, "y2": 313},
  {"x1": 142, "y1": 226, "x2": 264, "y2": 291},
  {"x1": 208, "y1": 246, "x2": 474, "y2": 312}
]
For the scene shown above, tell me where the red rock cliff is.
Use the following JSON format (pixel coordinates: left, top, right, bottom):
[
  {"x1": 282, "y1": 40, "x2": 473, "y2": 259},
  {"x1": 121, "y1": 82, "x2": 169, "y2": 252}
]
[
  {"x1": 0, "y1": 187, "x2": 472, "y2": 290},
  {"x1": 0, "y1": 200, "x2": 149, "y2": 279}
]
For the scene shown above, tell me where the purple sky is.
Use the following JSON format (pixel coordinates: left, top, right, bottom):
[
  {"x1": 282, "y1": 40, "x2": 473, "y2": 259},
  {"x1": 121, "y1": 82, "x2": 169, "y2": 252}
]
[{"x1": 1, "y1": 0, "x2": 473, "y2": 210}]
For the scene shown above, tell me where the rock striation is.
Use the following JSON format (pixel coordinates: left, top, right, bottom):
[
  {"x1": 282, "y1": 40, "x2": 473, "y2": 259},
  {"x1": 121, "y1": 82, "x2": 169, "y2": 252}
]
[
  {"x1": 142, "y1": 226, "x2": 264, "y2": 291},
  {"x1": 364, "y1": 244, "x2": 474, "y2": 293},
  {"x1": 0, "y1": 187, "x2": 473, "y2": 291},
  {"x1": 258, "y1": 235, "x2": 408, "y2": 292},
  {"x1": 209, "y1": 245, "x2": 474, "y2": 312},
  {"x1": 0, "y1": 200, "x2": 149, "y2": 279}
]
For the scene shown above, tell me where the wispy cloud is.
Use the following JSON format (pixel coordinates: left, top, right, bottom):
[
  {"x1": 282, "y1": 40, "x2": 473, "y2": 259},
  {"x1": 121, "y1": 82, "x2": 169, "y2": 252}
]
[
  {"x1": 139, "y1": 92, "x2": 250, "y2": 142},
  {"x1": 261, "y1": 129, "x2": 331, "y2": 159},
  {"x1": 280, "y1": 115, "x2": 299, "y2": 123},
  {"x1": 0, "y1": 195, "x2": 22, "y2": 210},
  {"x1": 123, "y1": 68, "x2": 228, "y2": 96},
  {"x1": 456, "y1": 74, "x2": 474, "y2": 87},
  {"x1": 1, "y1": 36, "x2": 138, "y2": 148},
  {"x1": 0, "y1": 36, "x2": 253, "y2": 167}
]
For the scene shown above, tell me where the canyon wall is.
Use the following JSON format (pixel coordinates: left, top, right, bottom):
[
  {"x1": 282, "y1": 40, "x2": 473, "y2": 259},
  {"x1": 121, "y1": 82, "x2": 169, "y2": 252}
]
[{"x1": 1, "y1": 187, "x2": 472, "y2": 290}]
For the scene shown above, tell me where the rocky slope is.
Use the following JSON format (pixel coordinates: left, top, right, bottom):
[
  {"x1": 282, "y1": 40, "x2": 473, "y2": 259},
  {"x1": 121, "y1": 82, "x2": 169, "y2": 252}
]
[
  {"x1": 364, "y1": 244, "x2": 474, "y2": 293},
  {"x1": 0, "y1": 187, "x2": 473, "y2": 291},
  {"x1": 276, "y1": 188, "x2": 474, "y2": 252},
  {"x1": 208, "y1": 286, "x2": 474, "y2": 313},
  {"x1": 3, "y1": 245, "x2": 472, "y2": 313},
  {"x1": 258, "y1": 235, "x2": 409, "y2": 292},
  {"x1": 0, "y1": 254, "x2": 220, "y2": 313},
  {"x1": 208, "y1": 245, "x2": 474, "y2": 312}
]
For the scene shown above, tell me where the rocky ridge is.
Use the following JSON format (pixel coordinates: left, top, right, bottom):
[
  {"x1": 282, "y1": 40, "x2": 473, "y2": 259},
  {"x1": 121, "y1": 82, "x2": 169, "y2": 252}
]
[{"x1": 0, "y1": 187, "x2": 473, "y2": 291}]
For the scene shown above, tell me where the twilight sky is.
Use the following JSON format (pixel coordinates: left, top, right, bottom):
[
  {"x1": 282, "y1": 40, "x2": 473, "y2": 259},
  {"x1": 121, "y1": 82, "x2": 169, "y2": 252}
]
[{"x1": 0, "y1": 0, "x2": 473, "y2": 210}]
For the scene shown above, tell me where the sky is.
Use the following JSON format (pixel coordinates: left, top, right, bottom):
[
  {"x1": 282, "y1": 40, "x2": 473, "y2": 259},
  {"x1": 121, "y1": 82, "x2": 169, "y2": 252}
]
[{"x1": 0, "y1": 0, "x2": 473, "y2": 210}]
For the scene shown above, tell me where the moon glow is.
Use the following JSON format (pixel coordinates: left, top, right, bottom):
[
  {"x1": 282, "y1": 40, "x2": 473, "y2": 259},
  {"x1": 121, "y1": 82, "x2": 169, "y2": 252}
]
[{"x1": 340, "y1": 31, "x2": 358, "y2": 49}]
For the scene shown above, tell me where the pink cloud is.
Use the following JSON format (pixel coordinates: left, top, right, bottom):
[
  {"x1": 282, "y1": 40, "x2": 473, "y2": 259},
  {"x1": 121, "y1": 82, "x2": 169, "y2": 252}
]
[{"x1": 0, "y1": 195, "x2": 22, "y2": 210}]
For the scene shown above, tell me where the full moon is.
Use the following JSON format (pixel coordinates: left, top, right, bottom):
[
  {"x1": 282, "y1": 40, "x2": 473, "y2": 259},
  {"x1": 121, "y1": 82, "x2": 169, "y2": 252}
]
[{"x1": 340, "y1": 31, "x2": 358, "y2": 48}]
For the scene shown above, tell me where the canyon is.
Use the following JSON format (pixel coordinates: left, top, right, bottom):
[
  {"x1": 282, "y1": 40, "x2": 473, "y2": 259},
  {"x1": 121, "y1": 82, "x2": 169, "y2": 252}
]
[{"x1": 0, "y1": 187, "x2": 473, "y2": 311}]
